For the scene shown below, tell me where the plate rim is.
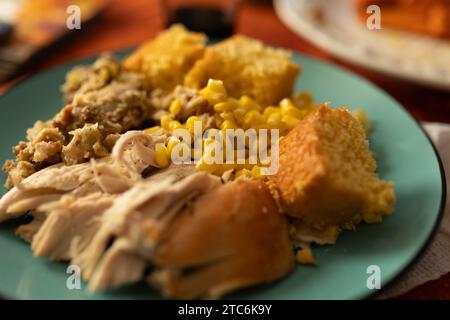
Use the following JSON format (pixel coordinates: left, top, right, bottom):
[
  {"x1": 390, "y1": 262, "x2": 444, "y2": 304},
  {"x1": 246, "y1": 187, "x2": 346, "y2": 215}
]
[
  {"x1": 274, "y1": 0, "x2": 450, "y2": 92},
  {"x1": 0, "y1": 49, "x2": 446, "y2": 300},
  {"x1": 371, "y1": 126, "x2": 447, "y2": 299}
]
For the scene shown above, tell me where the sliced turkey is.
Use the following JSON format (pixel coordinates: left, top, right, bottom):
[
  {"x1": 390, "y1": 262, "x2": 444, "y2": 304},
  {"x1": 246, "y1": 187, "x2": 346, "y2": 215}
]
[
  {"x1": 149, "y1": 179, "x2": 294, "y2": 299},
  {"x1": 76, "y1": 172, "x2": 221, "y2": 292}
]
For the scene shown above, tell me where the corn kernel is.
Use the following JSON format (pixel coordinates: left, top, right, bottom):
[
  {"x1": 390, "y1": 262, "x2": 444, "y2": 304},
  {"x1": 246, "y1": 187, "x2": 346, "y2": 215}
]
[
  {"x1": 166, "y1": 137, "x2": 179, "y2": 158},
  {"x1": 251, "y1": 165, "x2": 265, "y2": 180},
  {"x1": 168, "y1": 120, "x2": 183, "y2": 131},
  {"x1": 169, "y1": 99, "x2": 182, "y2": 116},
  {"x1": 160, "y1": 114, "x2": 173, "y2": 131},
  {"x1": 186, "y1": 116, "x2": 203, "y2": 135},
  {"x1": 240, "y1": 95, "x2": 261, "y2": 112},
  {"x1": 282, "y1": 115, "x2": 300, "y2": 129},
  {"x1": 283, "y1": 106, "x2": 303, "y2": 119},
  {"x1": 207, "y1": 79, "x2": 226, "y2": 92},
  {"x1": 214, "y1": 99, "x2": 240, "y2": 112},
  {"x1": 280, "y1": 98, "x2": 294, "y2": 109},
  {"x1": 243, "y1": 110, "x2": 265, "y2": 126},
  {"x1": 155, "y1": 143, "x2": 170, "y2": 168},
  {"x1": 220, "y1": 112, "x2": 235, "y2": 122},
  {"x1": 266, "y1": 111, "x2": 282, "y2": 125},
  {"x1": 221, "y1": 120, "x2": 237, "y2": 130},
  {"x1": 200, "y1": 79, "x2": 227, "y2": 105},
  {"x1": 196, "y1": 156, "x2": 218, "y2": 174},
  {"x1": 280, "y1": 98, "x2": 304, "y2": 119},
  {"x1": 233, "y1": 107, "x2": 247, "y2": 120},
  {"x1": 235, "y1": 168, "x2": 252, "y2": 179},
  {"x1": 143, "y1": 126, "x2": 162, "y2": 135},
  {"x1": 263, "y1": 106, "x2": 280, "y2": 118}
]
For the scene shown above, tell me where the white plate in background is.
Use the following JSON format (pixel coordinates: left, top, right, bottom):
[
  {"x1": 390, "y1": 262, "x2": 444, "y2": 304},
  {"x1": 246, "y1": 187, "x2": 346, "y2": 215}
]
[{"x1": 274, "y1": 0, "x2": 450, "y2": 91}]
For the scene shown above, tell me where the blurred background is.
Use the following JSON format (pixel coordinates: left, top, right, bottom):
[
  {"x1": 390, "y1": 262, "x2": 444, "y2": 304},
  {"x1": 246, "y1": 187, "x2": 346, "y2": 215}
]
[
  {"x1": 0, "y1": 0, "x2": 448, "y2": 124},
  {"x1": 0, "y1": 0, "x2": 449, "y2": 298}
]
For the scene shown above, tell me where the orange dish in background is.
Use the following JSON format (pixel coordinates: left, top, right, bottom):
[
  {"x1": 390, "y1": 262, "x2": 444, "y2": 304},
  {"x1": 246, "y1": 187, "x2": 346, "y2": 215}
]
[
  {"x1": 356, "y1": 0, "x2": 450, "y2": 38},
  {"x1": 14, "y1": 0, "x2": 110, "y2": 46},
  {"x1": 0, "y1": 0, "x2": 110, "y2": 83}
]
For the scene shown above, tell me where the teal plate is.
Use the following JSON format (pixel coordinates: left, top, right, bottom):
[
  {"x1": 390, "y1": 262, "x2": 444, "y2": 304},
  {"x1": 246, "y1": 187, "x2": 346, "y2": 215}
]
[{"x1": 0, "y1": 51, "x2": 445, "y2": 300}]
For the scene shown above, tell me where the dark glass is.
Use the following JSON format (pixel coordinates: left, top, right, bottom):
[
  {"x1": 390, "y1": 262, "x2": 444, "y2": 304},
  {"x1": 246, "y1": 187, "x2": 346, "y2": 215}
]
[
  {"x1": 163, "y1": 0, "x2": 241, "y2": 38},
  {"x1": 168, "y1": 6, "x2": 234, "y2": 38},
  {"x1": 0, "y1": 22, "x2": 12, "y2": 44}
]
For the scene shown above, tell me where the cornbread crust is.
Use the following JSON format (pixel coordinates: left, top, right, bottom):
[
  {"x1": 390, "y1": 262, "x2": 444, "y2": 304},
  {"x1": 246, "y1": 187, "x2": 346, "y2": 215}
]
[
  {"x1": 184, "y1": 35, "x2": 300, "y2": 105},
  {"x1": 123, "y1": 24, "x2": 207, "y2": 91},
  {"x1": 268, "y1": 104, "x2": 395, "y2": 231}
]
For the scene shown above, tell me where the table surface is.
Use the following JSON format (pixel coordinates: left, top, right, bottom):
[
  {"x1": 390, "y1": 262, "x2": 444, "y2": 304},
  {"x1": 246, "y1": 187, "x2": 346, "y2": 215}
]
[{"x1": 1, "y1": 0, "x2": 449, "y2": 300}]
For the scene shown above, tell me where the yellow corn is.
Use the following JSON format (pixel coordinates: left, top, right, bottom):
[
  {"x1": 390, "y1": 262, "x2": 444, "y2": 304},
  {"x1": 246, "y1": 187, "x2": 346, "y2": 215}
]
[
  {"x1": 221, "y1": 120, "x2": 237, "y2": 130},
  {"x1": 243, "y1": 110, "x2": 265, "y2": 127},
  {"x1": 232, "y1": 107, "x2": 247, "y2": 120},
  {"x1": 186, "y1": 116, "x2": 203, "y2": 135},
  {"x1": 166, "y1": 137, "x2": 179, "y2": 158},
  {"x1": 143, "y1": 126, "x2": 162, "y2": 135},
  {"x1": 263, "y1": 106, "x2": 280, "y2": 119},
  {"x1": 155, "y1": 143, "x2": 170, "y2": 168},
  {"x1": 196, "y1": 156, "x2": 219, "y2": 174},
  {"x1": 235, "y1": 168, "x2": 252, "y2": 179},
  {"x1": 250, "y1": 165, "x2": 264, "y2": 180},
  {"x1": 168, "y1": 120, "x2": 183, "y2": 131},
  {"x1": 220, "y1": 112, "x2": 235, "y2": 122},
  {"x1": 280, "y1": 98, "x2": 303, "y2": 119},
  {"x1": 240, "y1": 95, "x2": 261, "y2": 112},
  {"x1": 160, "y1": 114, "x2": 173, "y2": 131},
  {"x1": 282, "y1": 115, "x2": 301, "y2": 130},
  {"x1": 266, "y1": 111, "x2": 282, "y2": 126},
  {"x1": 169, "y1": 99, "x2": 182, "y2": 116},
  {"x1": 199, "y1": 79, "x2": 227, "y2": 105},
  {"x1": 214, "y1": 98, "x2": 240, "y2": 112},
  {"x1": 283, "y1": 106, "x2": 303, "y2": 119}
]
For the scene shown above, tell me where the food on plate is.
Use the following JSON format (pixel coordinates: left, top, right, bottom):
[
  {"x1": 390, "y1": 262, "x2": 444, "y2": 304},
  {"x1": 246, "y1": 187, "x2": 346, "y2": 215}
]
[
  {"x1": 150, "y1": 179, "x2": 293, "y2": 299},
  {"x1": 268, "y1": 105, "x2": 395, "y2": 244},
  {"x1": 0, "y1": 25, "x2": 396, "y2": 299},
  {"x1": 356, "y1": 0, "x2": 450, "y2": 38},
  {"x1": 184, "y1": 35, "x2": 300, "y2": 105},
  {"x1": 144, "y1": 78, "x2": 316, "y2": 177},
  {"x1": 123, "y1": 24, "x2": 207, "y2": 91},
  {"x1": 3, "y1": 53, "x2": 155, "y2": 188}
]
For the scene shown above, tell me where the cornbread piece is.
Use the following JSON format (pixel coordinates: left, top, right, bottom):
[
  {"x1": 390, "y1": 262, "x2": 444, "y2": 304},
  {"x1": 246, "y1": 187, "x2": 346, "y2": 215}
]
[
  {"x1": 184, "y1": 35, "x2": 300, "y2": 105},
  {"x1": 269, "y1": 104, "x2": 395, "y2": 232},
  {"x1": 123, "y1": 24, "x2": 207, "y2": 91},
  {"x1": 150, "y1": 180, "x2": 294, "y2": 299}
]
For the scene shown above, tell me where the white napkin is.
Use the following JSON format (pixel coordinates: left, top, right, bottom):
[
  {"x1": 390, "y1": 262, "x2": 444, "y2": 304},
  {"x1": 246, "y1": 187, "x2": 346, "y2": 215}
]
[{"x1": 377, "y1": 122, "x2": 450, "y2": 299}]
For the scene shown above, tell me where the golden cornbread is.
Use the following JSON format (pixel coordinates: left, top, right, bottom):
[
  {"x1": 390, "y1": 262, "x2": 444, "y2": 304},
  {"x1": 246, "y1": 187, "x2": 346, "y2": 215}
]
[
  {"x1": 268, "y1": 104, "x2": 395, "y2": 230},
  {"x1": 123, "y1": 24, "x2": 207, "y2": 91},
  {"x1": 184, "y1": 35, "x2": 300, "y2": 105}
]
